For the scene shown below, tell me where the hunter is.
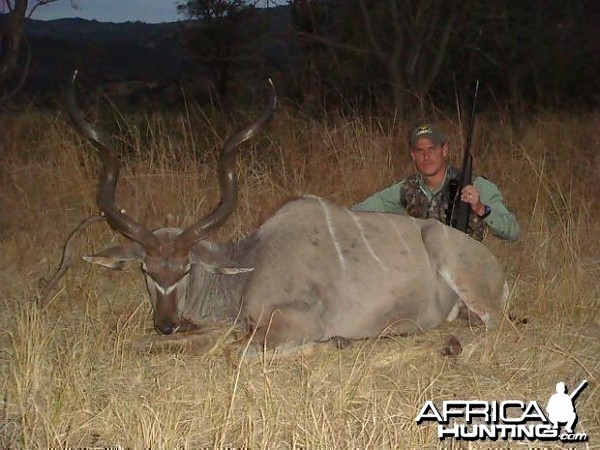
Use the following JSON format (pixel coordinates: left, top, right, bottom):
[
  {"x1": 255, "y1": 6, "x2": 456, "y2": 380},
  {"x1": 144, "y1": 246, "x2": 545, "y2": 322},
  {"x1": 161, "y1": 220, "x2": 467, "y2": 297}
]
[{"x1": 353, "y1": 122, "x2": 519, "y2": 242}]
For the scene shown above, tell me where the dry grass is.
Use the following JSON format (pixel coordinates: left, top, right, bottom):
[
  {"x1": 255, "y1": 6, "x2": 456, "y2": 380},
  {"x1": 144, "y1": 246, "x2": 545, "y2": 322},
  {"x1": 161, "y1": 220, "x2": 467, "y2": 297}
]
[{"x1": 0, "y1": 103, "x2": 599, "y2": 448}]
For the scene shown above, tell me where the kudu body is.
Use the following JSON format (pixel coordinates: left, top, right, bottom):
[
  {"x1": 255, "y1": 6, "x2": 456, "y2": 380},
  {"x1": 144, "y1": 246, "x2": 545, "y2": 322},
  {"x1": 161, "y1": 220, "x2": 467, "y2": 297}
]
[{"x1": 68, "y1": 73, "x2": 507, "y2": 349}]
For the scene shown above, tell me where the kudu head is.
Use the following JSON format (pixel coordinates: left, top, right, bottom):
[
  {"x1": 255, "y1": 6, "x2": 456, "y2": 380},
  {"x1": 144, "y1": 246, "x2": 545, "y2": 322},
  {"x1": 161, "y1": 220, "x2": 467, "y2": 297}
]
[{"x1": 67, "y1": 71, "x2": 276, "y2": 335}]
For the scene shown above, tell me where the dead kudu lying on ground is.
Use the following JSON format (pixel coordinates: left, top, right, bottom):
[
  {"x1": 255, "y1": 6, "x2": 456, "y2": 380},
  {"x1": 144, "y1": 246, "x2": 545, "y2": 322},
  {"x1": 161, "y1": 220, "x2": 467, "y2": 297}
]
[{"x1": 66, "y1": 72, "x2": 508, "y2": 356}]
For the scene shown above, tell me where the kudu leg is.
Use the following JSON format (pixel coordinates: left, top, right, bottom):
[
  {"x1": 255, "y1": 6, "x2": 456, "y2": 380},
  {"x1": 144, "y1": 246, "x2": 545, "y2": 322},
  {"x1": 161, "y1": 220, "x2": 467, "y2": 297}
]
[
  {"x1": 241, "y1": 306, "x2": 325, "y2": 351},
  {"x1": 420, "y1": 220, "x2": 507, "y2": 330},
  {"x1": 132, "y1": 322, "x2": 243, "y2": 354}
]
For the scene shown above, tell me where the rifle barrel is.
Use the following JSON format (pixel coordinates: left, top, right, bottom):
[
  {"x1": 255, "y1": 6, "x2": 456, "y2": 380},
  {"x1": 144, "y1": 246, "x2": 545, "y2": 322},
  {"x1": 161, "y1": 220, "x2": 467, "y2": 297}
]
[
  {"x1": 453, "y1": 80, "x2": 479, "y2": 233},
  {"x1": 569, "y1": 380, "x2": 588, "y2": 400},
  {"x1": 464, "y1": 80, "x2": 479, "y2": 158}
]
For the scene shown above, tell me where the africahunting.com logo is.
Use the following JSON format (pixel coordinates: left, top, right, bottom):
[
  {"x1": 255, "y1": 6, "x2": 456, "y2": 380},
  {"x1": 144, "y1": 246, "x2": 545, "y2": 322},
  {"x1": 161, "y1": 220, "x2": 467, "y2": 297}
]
[{"x1": 416, "y1": 380, "x2": 589, "y2": 442}]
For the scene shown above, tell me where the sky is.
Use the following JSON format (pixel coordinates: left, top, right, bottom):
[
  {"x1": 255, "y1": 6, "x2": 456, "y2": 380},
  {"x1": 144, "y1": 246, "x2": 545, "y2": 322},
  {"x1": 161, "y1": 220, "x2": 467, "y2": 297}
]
[
  {"x1": 29, "y1": 0, "x2": 182, "y2": 23},
  {"x1": 27, "y1": 0, "x2": 280, "y2": 23}
]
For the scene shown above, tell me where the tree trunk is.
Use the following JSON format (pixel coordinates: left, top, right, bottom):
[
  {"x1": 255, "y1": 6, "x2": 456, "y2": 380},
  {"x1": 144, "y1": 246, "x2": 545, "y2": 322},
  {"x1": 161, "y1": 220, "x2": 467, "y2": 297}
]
[{"x1": 0, "y1": 0, "x2": 28, "y2": 88}]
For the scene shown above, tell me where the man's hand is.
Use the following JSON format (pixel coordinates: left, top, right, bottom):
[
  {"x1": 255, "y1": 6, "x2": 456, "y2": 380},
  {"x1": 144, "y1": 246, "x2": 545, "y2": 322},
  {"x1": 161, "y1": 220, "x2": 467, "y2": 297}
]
[{"x1": 460, "y1": 185, "x2": 486, "y2": 217}]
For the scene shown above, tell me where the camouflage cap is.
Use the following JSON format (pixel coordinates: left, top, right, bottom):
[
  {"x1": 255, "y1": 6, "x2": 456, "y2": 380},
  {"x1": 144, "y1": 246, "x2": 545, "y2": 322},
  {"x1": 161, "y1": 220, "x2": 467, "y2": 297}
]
[{"x1": 408, "y1": 123, "x2": 446, "y2": 147}]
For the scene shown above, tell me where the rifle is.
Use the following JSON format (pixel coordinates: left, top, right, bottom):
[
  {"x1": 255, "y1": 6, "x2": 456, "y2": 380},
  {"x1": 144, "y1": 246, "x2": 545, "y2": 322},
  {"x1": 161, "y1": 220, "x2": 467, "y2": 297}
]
[
  {"x1": 445, "y1": 80, "x2": 479, "y2": 233},
  {"x1": 569, "y1": 380, "x2": 588, "y2": 401}
]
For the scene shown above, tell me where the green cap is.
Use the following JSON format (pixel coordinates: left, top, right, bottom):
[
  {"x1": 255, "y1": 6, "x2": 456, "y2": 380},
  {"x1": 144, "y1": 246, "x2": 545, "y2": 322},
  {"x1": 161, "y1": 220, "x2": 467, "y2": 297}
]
[{"x1": 409, "y1": 123, "x2": 446, "y2": 147}]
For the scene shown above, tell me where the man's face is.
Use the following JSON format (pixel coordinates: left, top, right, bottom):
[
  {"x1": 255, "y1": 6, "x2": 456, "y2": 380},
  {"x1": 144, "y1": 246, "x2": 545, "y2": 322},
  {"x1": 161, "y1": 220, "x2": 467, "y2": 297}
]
[{"x1": 410, "y1": 137, "x2": 448, "y2": 177}]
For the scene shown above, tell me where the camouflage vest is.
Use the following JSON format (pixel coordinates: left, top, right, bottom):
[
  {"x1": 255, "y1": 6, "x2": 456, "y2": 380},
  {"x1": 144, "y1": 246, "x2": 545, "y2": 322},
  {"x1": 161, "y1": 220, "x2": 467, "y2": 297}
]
[{"x1": 399, "y1": 166, "x2": 487, "y2": 241}]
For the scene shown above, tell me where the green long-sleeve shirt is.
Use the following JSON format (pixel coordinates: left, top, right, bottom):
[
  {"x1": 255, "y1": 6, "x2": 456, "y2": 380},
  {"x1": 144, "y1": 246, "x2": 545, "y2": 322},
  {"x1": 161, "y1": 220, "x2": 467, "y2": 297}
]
[{"x1": 353, "y1": 174, "x2": 520, "y2": 241}]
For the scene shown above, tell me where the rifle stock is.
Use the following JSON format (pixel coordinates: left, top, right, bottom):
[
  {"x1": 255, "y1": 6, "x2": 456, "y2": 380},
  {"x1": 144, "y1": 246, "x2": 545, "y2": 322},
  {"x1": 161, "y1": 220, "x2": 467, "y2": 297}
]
[{"x1": 454, "y1": 150, "x2": 472, "y2": 232}]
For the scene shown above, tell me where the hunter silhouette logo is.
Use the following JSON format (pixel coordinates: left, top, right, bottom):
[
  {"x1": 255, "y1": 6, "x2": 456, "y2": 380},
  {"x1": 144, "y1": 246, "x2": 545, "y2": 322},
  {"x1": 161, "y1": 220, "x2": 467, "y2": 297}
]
[
  {"x1": 416, "y1": 379, "x2": 589, "y2": 442},
  {"x1": 546, "y1": 380, "x2": 587, "y2": 434}
]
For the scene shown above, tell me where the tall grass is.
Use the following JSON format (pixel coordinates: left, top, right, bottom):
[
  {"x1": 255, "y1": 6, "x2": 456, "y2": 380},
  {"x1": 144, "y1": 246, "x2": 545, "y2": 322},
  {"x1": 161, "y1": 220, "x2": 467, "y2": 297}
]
[{"x1": 0, "y1": 102, "x2": 598, "y2": 448}]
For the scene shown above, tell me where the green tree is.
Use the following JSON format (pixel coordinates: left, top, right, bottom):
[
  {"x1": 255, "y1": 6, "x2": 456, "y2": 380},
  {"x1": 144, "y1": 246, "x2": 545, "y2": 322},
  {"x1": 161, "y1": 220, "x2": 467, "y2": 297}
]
[{"x1": 177, "y1": 0, "x2": 259, "y2": 105}]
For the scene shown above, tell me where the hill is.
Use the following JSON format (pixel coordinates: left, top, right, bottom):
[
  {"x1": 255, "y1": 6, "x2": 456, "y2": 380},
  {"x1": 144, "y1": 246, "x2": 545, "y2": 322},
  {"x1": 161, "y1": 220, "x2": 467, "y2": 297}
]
[
  {"x1": 23, "y1": 18, "x2": 192, "y2": 101},
  {"x1": 20, "y1": 5, "x2": 292, "y2": 104}
]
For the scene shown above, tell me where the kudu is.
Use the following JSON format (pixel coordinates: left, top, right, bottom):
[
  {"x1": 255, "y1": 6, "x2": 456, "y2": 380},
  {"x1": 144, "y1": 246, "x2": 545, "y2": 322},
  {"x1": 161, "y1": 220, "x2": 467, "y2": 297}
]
[{"x1": 68, "y1": 72, "x2": 508, "y2": 351}]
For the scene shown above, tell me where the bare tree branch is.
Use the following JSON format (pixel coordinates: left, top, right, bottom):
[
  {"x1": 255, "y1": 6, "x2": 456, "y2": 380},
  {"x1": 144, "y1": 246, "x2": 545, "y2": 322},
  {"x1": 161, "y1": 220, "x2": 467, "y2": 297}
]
[
  {"x1": 0, "y1": 0, "x2": 68, "y2": 99},
  {"x1": 294, "y1": 30, "x2": 369, "y2": 56},
  {"x1": 357, "y1": 0, "x2": 386, "y2": 62},
  {"x1": 0, "y1": 36, "x2": 30, "y2": 102},
  {"x1": 420, "y1": 12, "x2": 456, "y2": 96},
  {"x1": 0, "y1": 0, "x2": 28, "y2": 87},
  {"x1": 27, "y1": 0, "x2": 61, "y2": 18}
]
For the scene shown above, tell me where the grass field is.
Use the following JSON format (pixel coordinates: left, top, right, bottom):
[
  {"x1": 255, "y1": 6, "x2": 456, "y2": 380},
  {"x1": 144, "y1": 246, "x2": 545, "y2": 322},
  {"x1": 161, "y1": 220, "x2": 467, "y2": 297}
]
[{"x1": 0, "y1": 102, "x2": 598, "y2": 448}]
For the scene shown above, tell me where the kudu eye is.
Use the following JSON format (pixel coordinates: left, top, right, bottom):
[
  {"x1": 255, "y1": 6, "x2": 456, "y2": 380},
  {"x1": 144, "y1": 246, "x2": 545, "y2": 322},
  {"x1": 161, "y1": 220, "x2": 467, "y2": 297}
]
[
  {"x1": 141, "y1": 263, "x2": 164, "y2": 286},
  {"x1": 141, "y1": 263, "x2": 152, "y2": 278},
  {"x1": 176, "y1": 262, "x2": 192, "y2": 277},
  {"x1": 141, "y1": 268, "x2": 159, "y2": 285}
]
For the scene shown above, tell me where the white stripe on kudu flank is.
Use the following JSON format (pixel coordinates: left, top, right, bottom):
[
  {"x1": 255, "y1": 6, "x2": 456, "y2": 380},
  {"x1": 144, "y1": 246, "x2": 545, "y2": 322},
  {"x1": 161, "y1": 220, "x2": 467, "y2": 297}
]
[
  {"x1": 411, "y1": 217, "x2": 421, "y2": 231},
  {"x1": 443, "y1": 224, "x2": 450, "y2": 239},
  {"x1": 348, "y1": 211, "x2": 388, "y2": 271},
  {"x1": 381, "y1": 214, "x2": 410, "y2": 253},
  {"x1": 317, "y1": 198, "x2": 346, "y2": 272}
]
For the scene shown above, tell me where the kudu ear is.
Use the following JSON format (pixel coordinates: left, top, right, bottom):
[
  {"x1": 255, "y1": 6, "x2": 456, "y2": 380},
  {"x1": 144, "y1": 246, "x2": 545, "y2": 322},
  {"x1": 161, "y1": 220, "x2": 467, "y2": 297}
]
[
  {"x1": 191, "y1": 242, "x2": 254, "y2": 275},
  {"x1": 82, "y1": 242, "x2": 146, "y2": 270}
]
